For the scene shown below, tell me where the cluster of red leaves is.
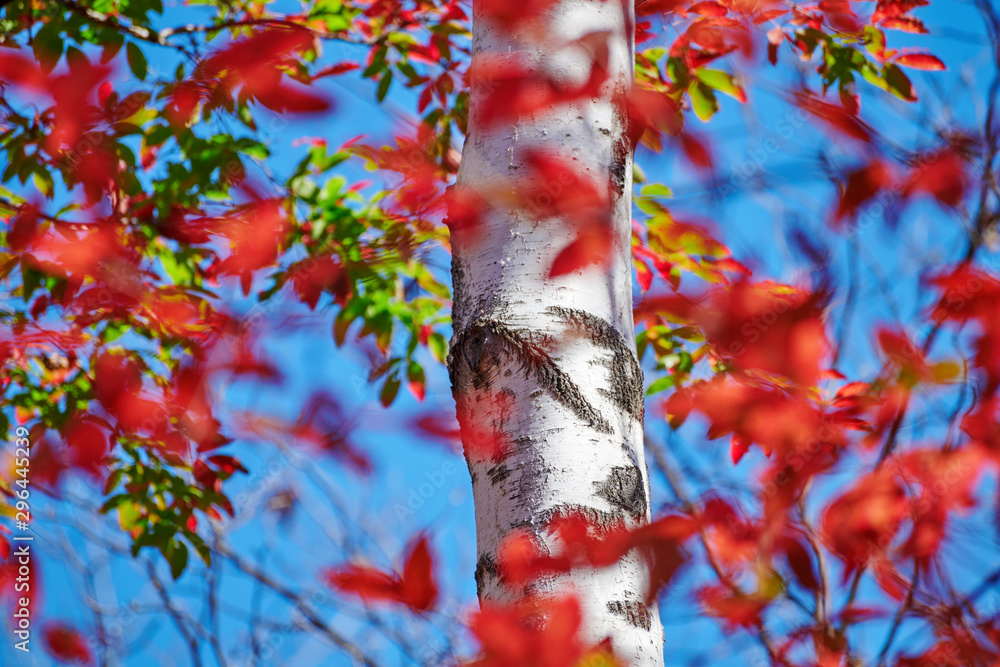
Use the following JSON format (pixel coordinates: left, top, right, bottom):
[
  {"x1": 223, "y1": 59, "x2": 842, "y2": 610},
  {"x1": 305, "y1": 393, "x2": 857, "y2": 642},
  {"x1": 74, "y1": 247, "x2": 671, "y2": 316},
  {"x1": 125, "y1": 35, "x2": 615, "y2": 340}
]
[
  {"x1": 497, "y1": 511, "x2": 697, "y2": 603},
  {"x1": 640, "y1": 256, "x2": 1000, "y2": 648},
  {"x1": 208, "y1": 198, "x2": 291, "y2": 296},
  {"x1": 832, "y1": 146, "x2": 969, "y2": 225},
  {"x1": 873, "y1": 0, "x2": 931, "y2": 35},
  {"x1": 167, "y1": 27, "x2": 329, "y2": 125},
  {"x1": 644, "y1": 280, "x2": 830, "y2": 386},
  {"x1": 519, "y1": 150, "x2": 615, "y2": 277},
  {"x1": 931, "y1": 267, "x2": 1000, "y2": 397},
  {"x1": 0, "y1": 54, "x2": 172, "y2": 209},
  {"x1": 0, "y1": 53, "x2": 107, "y2": 153},
  {"x1": 288, "y1": 254, "x2": 352, "y2": 310},
  {"x1": 632, "y1": 215, "x2": 747, "y2": 292},
  {"x1": 469, "y1": 47, "x2": 608, "y2": 128},
  {"x1": 348, "y1": 127, "x2": 454, "y2": 216},
  {"x1": 670, "y1": 15, "x2": 755, "y2": 71},
  {"x1": 324, "y1": 535, "x2": 438, "y2": 612}
]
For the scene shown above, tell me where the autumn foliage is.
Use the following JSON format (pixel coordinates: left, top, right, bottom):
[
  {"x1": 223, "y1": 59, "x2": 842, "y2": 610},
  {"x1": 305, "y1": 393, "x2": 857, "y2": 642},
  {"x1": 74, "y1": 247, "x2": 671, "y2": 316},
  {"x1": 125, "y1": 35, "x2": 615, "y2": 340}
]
[{"x1": 1, "y1": 0, "x2": 998, "y2": 665}]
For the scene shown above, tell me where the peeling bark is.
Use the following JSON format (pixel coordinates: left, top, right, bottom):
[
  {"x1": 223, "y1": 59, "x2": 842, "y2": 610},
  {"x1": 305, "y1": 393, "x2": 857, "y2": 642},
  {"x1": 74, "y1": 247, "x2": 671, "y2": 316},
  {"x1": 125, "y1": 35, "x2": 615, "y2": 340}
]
[{"x1": 448, "y1": 0, "x2": 665, "y2": 663}]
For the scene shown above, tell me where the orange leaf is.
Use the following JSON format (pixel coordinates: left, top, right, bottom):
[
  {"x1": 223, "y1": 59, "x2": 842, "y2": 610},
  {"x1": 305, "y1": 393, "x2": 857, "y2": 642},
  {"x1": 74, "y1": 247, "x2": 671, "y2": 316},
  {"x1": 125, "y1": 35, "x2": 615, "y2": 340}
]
[{"x1": 895, "y1": 53, "x2": 945, "y2": 70}]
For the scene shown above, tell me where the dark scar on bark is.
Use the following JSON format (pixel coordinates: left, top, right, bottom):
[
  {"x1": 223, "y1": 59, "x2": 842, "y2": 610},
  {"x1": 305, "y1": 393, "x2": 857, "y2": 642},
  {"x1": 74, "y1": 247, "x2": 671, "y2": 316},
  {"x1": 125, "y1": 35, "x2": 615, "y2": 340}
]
[
  {"x1": 595, "y1": 465, "x2": 646, "y2": 520},
  {"x1": 487, "y1": 463, "x2": 511, "y2": 485},
  {"x1": 610, "y1": 134, "x2": 629, "y2": 197},
  {"x1": 449, "y1": 319, "x2": 613, "y2": 434},
  {"x1": 474, "y1": 552, "x2": 499, "y2": 597},
  {"x1": 449, "y1": 255, "x2": 470, "y2": 326},
  {"x1": 546, "y1": 306, "x2": 644, "y2": 422},
  {"x1": 607, "y1": 600, "x2": 652, "y2": 630}
]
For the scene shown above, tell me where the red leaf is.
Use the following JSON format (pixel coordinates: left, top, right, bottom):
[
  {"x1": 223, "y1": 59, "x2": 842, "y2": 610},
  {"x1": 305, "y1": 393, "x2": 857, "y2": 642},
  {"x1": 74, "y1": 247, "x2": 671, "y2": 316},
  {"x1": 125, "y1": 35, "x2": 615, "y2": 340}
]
[
  {"x1": 207, "y1": 454, "x2": 248, "y2": 476},
  {"x1": 680, "y1": 132, "x2": 713, "y2": 171},
  {"x1": 779, "y1": 535, "x2": 819, "y2": 591},
  {"x1": 325, "y1": 565, "x2": 400, "y2": 601},
  {"x1": 895, "y1": 53, "x2": 945, "y2": 71},
  {"x1": 411, "y1": 412, "x2": 461, "y2": 448},
  {"x1": 471, "y1": 596, "x2": 587, "y2": 667},
  {"x1": 873, "y1": 0, "x2": 929, "y2": 23},
  {"x1": 872, "y1": 557, "x2": 909, "y2": 600},
  {"x1": 636, "y1": 0, "x2": 688, "y2": 16},
  {"x1": 688, "y1": 1, "x2": 728, "y2": 17},
  {"x1": 549, "y1": 226, "x2": 614, "y2": 278},
  {"x1": 881, "y1": 16, "x2": 928, "y2": 33},
  {"x1": 325, "y1": 536, "x2": 438, "y2": 613},
  {"x1": 313, "y1": 61, "x2": 361, "y2": 79},
  {"x1": 797, "y1": 94, "x2": 871, "y2": 143},
  {"x1": 477, "y1": 0, "x2": 561, "y2": 32},
  {"x1": 696, "y1": 281, "x2": 830, "y2": 386},
  {"x1": 6, "y1": 204, "x2": 41, "y2": 253},
  {"x1": 698, "y1": 585, "x2": 768, "y2": 630},
  {"x1": 43, "y1": 622, "x2": 93, "y2": 665},
  {"x1": 64, "y1": 420, "x2": 109, "y2": 479},
  {"x1": 627, "y1": 88, "x2": 683, "y2": 148},
  {"x1": 730, "y1": 434, "x2": 751, "y2": 464},
  {"x1": 821, "y1": 470, "x2": 907, "y2": 570},
  {"x1": 635, "y1": 258, "x2": 653, "y2": 292},
  {"x1": 903, "y1": 148, "x2": 967, "y2": 206},
  {"x1": 289, "y1": 255, "x2": 350, "y2": 310},
  {"x1": 254, "y1": 82, "x2": 331, "y2": 114},
  {"x1": 399, "y1": 536, "x2": 438, "y2": 611},
  {"x1": 834, "y1": 161, "x2": 892, "y2": 222},
  {"x1": 0, "y1": 53, "x2": 46, "y2": 90},
  {"x1": 98, "y1": 81, "x2": 113, "y2": 106}
]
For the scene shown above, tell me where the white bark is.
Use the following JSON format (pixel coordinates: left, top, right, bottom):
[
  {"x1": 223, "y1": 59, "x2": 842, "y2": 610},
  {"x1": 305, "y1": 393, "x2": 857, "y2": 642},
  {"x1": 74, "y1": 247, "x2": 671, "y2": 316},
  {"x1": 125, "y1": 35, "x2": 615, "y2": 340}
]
[{"x1": 448, "y1": 1, "x2": 665, "y2": 664}]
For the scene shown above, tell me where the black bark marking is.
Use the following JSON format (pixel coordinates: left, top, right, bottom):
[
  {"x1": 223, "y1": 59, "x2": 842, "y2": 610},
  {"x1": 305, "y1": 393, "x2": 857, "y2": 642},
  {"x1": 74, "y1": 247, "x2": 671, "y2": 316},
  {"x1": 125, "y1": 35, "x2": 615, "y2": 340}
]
[
  {"x1": 610, "y1": 134, "x2": 629, "y2": 197},
  {"x1": 595, "y1": 465, "x2": 646, "y2": 521},
  {"x1": 474, "y1": 552, "x2": 499, "y2": 597},
  {"x1": 607, "y1": 600, "x2": 652, "y2": 630},
  {"x1": 449, "y1": 255, "x2": 470, "y2": 327},
  {"x1": 450, "y1": 319, "x2": 612, "y2": 434},
  {"x1": 487, "y1": 463, "x2": 511, "y2": 485},
  {"x1": 546, "y1": 306, "x2": 644, "y2": 422}
]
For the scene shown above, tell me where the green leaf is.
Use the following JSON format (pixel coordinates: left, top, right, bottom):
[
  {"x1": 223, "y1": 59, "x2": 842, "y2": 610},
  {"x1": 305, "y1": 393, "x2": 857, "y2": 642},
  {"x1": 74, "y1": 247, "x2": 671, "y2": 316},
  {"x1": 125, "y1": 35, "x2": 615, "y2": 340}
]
[
  {"x1": 169, "y1": 540, "x2": 189, "y2": 580},
  {"x1": 186, "y1": 531, "x2": 212, "y2": 566},
  {"x1": 689, "y1": 81, "x2": 718, "y2": 122},
  {"x1": 406, "y1": 361, "x2": 425, "y2": 400},
  {"x1": 333, "y1": 308, "x2": 357, "y2": 347},
  {"x1": 117, "y1": 501, "x2": 142, "y2": 530},
  {"x1": 32, "y1": 170, "x2": 54, "y2": 198},
  {"x1": 377, "y1": 71, "x2": 393, "y2": 102},
  {"x1": 32, "y1": 22, "x2": 63, "y2": 74},
  {"x1": 103, "y1": 468, "x2": 125, "y2": 495},
  {"x1": 695, "y1": 69, "x2": 745, "y2": 102},
  {"x1": 127, "y1": 42, "x2": 148, "y2": 81},
  {"x1": 860, "y1": 63, "x2": 888, "y2": 91},
  {"x1": 103, "y1": 321, "x2": 131, "y2": 343},
  {"x1": 101, "y1": 31, "x2": 125, "y2": 64},
  {"x1": 380, "y1": 374, "x2": 401, "y2": 407},
  {"x1": 65, "y1": 46, "x2": 87, "y2": 69},
  {"x1": 640, "y1": 184, "x2": 673, "y2": 198},
  {"x1": 646, "y1": 375, "x2": 674, "y2": 396},
  {"x1": 883, "y1": 63, "x2": 916, "y2": 101},
  {"x1": 428, "y1": 333, "x2": 448, "y2": 363}
]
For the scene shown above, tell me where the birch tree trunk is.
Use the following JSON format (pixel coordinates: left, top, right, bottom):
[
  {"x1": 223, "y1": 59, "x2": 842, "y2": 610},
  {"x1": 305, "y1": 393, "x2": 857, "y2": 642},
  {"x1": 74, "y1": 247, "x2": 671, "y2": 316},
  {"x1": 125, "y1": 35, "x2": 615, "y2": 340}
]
[{"x1": 447, "y1": 1, "x2": 666, "y2": 664}]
